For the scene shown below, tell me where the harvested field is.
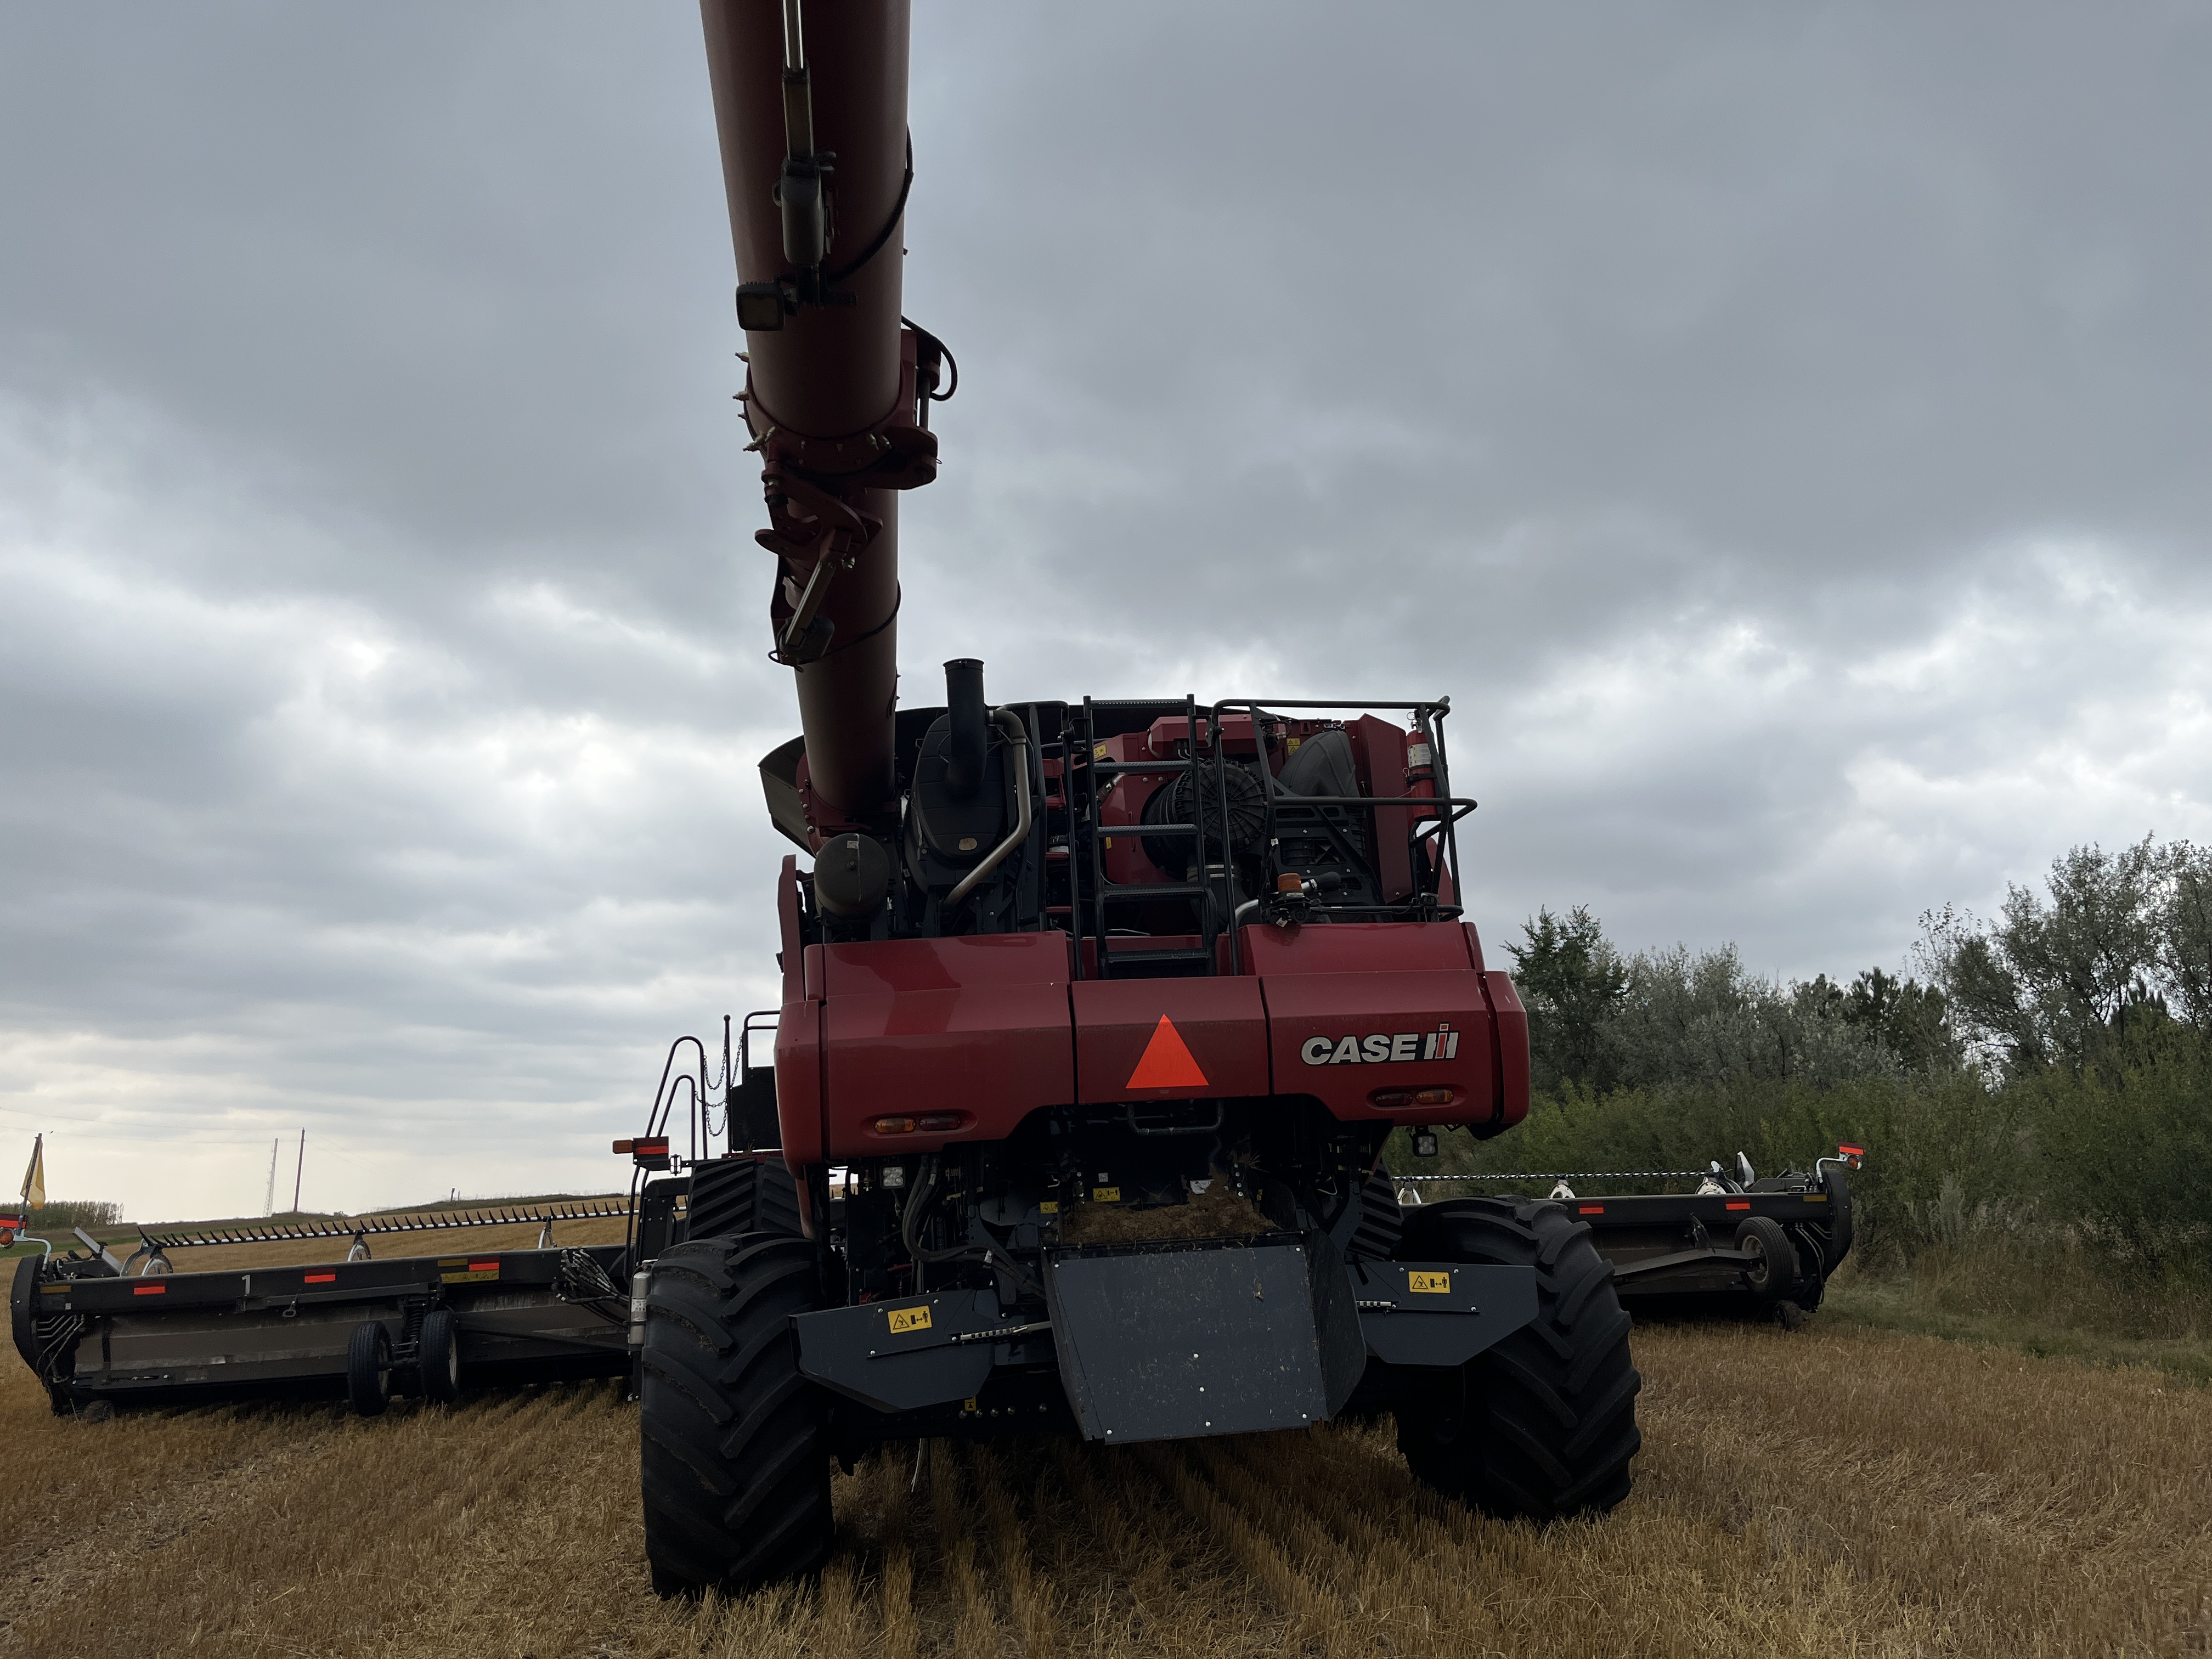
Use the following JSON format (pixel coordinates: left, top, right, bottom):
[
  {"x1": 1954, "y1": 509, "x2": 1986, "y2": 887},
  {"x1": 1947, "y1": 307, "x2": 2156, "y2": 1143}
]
[{"x1": 4, "y1": 1319, "x2": 2208, "y2": 1658}]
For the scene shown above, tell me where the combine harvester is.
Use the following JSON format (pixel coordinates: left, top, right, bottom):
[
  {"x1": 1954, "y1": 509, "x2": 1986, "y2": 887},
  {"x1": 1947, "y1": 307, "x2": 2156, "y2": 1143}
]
[
  {"x1": 620, "y1": 0, "x2": 1642, "y2": 1595},
  {"x1": 7, "y1": 1, "x2": 1759, "y2": 1595}
]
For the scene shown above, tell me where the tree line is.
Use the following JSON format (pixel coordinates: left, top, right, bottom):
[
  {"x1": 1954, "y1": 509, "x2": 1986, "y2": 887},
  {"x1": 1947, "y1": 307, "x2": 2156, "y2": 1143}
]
[{"x1": 1466, "y1": 837, "x2": 2212, "y2": 1276}]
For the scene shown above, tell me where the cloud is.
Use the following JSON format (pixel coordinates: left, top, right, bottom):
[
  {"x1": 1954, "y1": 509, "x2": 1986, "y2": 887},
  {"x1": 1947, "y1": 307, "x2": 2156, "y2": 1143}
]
[{"x1": 1, "y1": 3, "x2": 2208, "y2": 1218}]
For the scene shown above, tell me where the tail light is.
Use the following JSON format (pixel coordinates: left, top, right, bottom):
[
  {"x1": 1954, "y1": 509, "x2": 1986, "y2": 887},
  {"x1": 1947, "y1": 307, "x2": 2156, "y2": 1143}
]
[{"x1": 614, "y1": 1136, "x2": 671, "y2": 1170}]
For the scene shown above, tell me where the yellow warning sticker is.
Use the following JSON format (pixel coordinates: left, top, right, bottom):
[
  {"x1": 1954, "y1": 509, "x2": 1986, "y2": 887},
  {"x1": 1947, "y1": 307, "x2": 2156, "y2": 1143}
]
[
  {"x1": 1039, "y1": 1200, "x2": 1059, "y2": 1214},
  {"x1": 1286, "y1": 736, "x2": 1303, "y2": 753},
  {"x1": 1092, "y1": 1186, "x2": 1121, "y2": 1203},
  {"x1": 887, "y1": 1305, "x2": 933, "y2": 1335},
  {"x1": 1094, "y1": 743, "x2": 1111, "y2": 759},
  {"x1": 962, "y1": 1397, "x2": 979, "y2": 1413},
  {"x1": 1408, "y1": 1271, "x2": 1451, "y2": 1295},
  {"x1": 1804, "y1": 1194, "x2": 1827, "y2": 1203}
]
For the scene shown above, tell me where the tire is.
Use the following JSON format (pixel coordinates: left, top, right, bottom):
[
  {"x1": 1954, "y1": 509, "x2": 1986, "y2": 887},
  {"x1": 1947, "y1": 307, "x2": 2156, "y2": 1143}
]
[
  {"x1": 1734, "y1": 1216, "x2": 1799, "y2": 1307},
  {"x1": 1394, "y1": 1198, "x2": 1641, "y2": 1521},
  {"x1": 346, "y1": 1321, "x2": 393, "y2": 1418},
  {"x1": 639, "y1": 1233, "x2": 833, "y2": 1595},
  {"x1": 419, "y1": 1307, "x2": 461, "y2": 1403}
]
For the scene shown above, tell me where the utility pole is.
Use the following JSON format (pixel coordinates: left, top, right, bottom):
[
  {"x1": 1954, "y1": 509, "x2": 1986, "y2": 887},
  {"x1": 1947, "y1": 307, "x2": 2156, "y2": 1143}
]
[
  {"x1": 264, "y1": 1138, "x2": 279, "y2": 1217},
  {"x1": 291, "y1": 1129, "x2": 306, "y2": 1215}
]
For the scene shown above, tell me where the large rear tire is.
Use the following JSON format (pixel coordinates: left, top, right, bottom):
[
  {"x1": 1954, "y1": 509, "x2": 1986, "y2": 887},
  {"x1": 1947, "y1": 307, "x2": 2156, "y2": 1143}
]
[
  {"x1": 639, "y1": 1233, "x2": 833, "y2": 1595},
  {"x1": 1395, "y1": 1197, "x2": 1641, "y2": 1520}
]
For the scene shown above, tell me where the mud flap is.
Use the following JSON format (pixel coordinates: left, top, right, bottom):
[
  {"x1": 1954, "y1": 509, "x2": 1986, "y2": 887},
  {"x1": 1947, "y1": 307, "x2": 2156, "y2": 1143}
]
[
  {"x1": 1347, "y1": 1259, "x2": 1538, "y2": 1367},
  {"x1": 1044, "y1": 1231, "x2": 1365, "y2": 1444},
  {"x1": 791, "y1": 1289, "x2": 1016, "y2": 1414}
]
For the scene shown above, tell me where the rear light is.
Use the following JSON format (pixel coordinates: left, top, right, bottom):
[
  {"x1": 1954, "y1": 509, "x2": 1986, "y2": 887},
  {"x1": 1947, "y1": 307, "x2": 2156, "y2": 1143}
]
[
  {"x1": 873, "y1": 1112, "x2": 967, "y2": 1135},
  {"x1": 1369, "y1": 1089, "x2": 1412, "y2": 1109},
  {"x1": 619, "y1": 1136, "x2": 670, "y2": 1170},
  {"x1": 1725, "y1": 1200, "x2": 1750, "y2": 1211},
  {"x1": 1414, "y1": 1088, "x2": 1455, "y2": 1106},
  {"x1": 611, "y1": 1139, "x2": 633, "y2": 1153},
  {"x1": 1277, "y1": 872, "x2": 1304, "y2": 893}
]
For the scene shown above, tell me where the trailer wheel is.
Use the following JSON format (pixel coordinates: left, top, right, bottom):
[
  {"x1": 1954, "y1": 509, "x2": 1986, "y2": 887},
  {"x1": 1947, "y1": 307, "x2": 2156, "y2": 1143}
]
[
  {"x1": 1395, "y1": 1198, "x2": 1641, "y2": 1521},
  {"x1": 639, "y1": 1233, "x2": 832, "y2": 1595},
  {"x1": 1734, "y1": 1216, "x2": 1799, "y2": 1306},
  {"x1": 346, "y1": 1322, "x2": 392, "y2": 1418},
  {"x1": 419, "y1": 1308, "x2": 461, "y2": 1403}
]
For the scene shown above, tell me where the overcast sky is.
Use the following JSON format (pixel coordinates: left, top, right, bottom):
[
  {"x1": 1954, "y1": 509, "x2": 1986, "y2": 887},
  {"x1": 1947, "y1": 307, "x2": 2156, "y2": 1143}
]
[{"x1": 3, "y1": 3, "x2": 2208, "y2": 1223}]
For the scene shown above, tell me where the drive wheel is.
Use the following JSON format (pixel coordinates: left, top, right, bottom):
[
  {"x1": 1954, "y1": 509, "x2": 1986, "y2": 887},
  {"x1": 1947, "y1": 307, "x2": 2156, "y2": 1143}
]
[
  {"x1": 346, "y1": 1322, "x2": 392, "y2": 1418},
  {"x1": 639, "y1": 1233, "x2": 833, "y2": 1595},
  {"x1": 1395, "y1": 1197, "x2": 1641, "y2": 1521},
  {"x1": 419, "y1": 1307, "x2": 461, "y2": 1403}
]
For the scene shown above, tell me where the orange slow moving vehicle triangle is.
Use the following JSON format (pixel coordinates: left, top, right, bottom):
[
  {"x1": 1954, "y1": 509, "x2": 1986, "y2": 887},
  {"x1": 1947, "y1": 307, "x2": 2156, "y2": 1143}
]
[{"x1": 1125, "y1": 1015, "x2": 1209, "y2": 1090}]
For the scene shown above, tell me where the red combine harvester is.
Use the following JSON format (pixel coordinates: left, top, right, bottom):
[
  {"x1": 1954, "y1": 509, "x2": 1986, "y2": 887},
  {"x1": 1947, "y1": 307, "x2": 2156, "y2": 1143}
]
[{"x1": 632, "y1": 0, "x2": 1641, "y2": 1594}]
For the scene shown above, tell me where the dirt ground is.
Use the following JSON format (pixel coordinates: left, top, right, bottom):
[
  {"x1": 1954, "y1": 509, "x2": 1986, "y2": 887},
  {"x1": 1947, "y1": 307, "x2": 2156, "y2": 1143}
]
[{"x1": 4, "y1": 1313, "x2": 2207, "y2": 1658}]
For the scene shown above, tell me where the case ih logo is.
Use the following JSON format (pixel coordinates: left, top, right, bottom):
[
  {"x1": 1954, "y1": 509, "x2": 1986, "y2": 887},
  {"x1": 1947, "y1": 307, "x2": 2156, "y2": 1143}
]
[{"x1": 1301, "y1": 1026, "x2": 1461, "y2": 1066}]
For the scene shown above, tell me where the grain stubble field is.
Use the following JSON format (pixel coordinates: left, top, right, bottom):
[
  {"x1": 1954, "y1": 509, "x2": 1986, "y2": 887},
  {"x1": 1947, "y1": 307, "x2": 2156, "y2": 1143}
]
[{"x1": 5, "y1": 1309, "x2": 2208, "y2": 1658}]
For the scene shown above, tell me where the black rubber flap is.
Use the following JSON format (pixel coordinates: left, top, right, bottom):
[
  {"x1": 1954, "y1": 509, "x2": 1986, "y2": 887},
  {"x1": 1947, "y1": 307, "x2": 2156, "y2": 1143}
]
[
  {"x1": 1347, "y1": 1260, "x2": 1538, "y2": 1367},
  {"x1": 1045, "y1": 1232, "x2": 1364, "y2": 1444},
  {"x1": 792, "y1": 1289, "x2": 1003, "y2": 1414}
]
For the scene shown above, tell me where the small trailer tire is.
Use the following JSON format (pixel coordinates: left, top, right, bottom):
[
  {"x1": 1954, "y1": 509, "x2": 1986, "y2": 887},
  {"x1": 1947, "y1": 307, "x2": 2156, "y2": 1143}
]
[
  {"x1": 639, "y1": 1233, "x2": 833, "y2": 1595},
  {"x1": 346, "y1": 1322, "x2": 393, "y2": 1418},
  {"x1": 1395, "y1": 1197, "x2": 1643, "y2": 1521},
  {"x1": 419, "y1": 1308, "x2": 461, "y2": 1403},
  {"x1": 1734, "y1": 1216, "x2": 1799, "y2": 1306}
]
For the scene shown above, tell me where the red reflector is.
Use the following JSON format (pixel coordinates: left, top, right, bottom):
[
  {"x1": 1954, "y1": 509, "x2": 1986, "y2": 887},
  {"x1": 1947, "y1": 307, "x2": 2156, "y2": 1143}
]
[
  {"x1": 916, "y1": 1112, "x2": 964, "y2": 1132},
  {"x1": 306, "y1": 1272, "x2": 337, "y2": 1283},
  {"x1": 133, "y1": 1283, "x2": 166, "y2": 1295},
  {"x1": 1725, "y1": 1201, "x2": 1750, "y2": 1211},
  {"x1": 872, "y1": 1116, "x2": 917, "y2": 1135},
  {"x1": 468, "y1": 1261, "x2": 496, "y2": 1273},
  {"x1": 1839, "y1": 1143, "x2": 1865, "y2": 1156},
  {"x1": 1578, "y1": 1205, "x2": 1604, "y2": 1215}
]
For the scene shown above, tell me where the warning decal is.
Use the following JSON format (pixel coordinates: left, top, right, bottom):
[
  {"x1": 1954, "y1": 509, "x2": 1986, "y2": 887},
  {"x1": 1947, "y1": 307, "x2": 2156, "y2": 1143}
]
[
  {"x1": 1125, "y1": 1015, "x2": 1209, "y2": 1091},
  {"x1": 887, "y1": 1305, "x2": 933, "y2": 1335},
  {"x1": 1407, "y1": 1271, "x2": 1451, "y2": 1294}
]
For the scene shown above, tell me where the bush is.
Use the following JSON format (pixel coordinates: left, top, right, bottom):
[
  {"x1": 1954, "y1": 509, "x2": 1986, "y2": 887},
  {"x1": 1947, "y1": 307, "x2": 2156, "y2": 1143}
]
[{"x1": 18, "y1": 1199, "x2": 123, "y2": 1234}]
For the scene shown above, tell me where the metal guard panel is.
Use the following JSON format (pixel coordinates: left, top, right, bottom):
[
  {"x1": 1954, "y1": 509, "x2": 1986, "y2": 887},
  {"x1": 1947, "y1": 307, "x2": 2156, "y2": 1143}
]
[
  {"x1": 1262, "y1": 967, "x2": 1497, "y2": 1125},
  {"x1": 1043, "y1": 1233, "x2": 1362, "y2": 1444},
  {"x1": 791, "y1": 1290, "x2": 1005, "y2": 1414},
  {"x1": 823, "y1": 984, "x2": 1071, "y2": 1154},
  {"x1": 1348, "y1": 1260, "x2": 1538, "y2": 1368},
  {"x1": 1070, "y1": 977, "x2": 1269, "y2": 1103},
  {"x1": 1237, "y1": 921, "x2": 1475, "y2": 975}
]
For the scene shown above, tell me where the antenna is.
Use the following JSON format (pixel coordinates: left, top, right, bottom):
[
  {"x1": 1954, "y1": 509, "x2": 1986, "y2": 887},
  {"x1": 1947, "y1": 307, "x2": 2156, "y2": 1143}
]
[
  {"x1": 264, "y1": 1137, "x2": 279, "y2": 1217},
  {"x1": 292, "y1": 1130, "x2": 306, "y2": 1215}
]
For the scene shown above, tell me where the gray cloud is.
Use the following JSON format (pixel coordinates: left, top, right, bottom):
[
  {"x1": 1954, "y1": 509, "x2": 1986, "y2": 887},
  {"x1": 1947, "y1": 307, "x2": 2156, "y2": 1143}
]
[{"x1": 1, "y1": 3, "x2": 2208, "y2": 1218}]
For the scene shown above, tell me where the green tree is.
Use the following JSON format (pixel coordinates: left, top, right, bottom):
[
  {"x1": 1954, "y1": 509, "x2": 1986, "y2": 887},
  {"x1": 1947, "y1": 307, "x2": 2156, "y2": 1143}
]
[
  {"x1": 1919, "y1": 837, "x2": 2202, "y2": 1074},
  {"x1": 1506, "y1": 905, "x2": 1628, "y2": 1093}
]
